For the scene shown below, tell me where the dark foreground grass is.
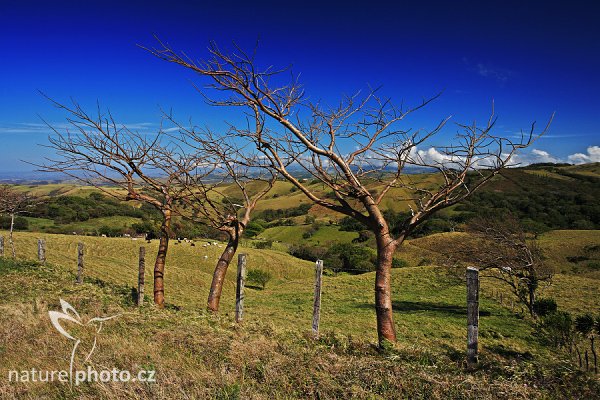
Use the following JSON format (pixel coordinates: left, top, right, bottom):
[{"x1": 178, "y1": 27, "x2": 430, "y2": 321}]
[{"x1": 0, "y1": 258, "x2": 598, "y2": 399}]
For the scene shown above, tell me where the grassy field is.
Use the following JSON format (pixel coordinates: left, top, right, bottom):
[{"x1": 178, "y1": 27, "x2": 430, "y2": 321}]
[
  {"x1": 23, "y1": 216, "x2": 144, "y2": 235},
  {"x1": 259, "y1": 224, "x2": 358, "y2": 246},
  {"x1": 1, "y1": 231, "x2": 599, "y2": 398},
  {"x1": 1, "y1": 230, "x2": 599, "y2": 398}
]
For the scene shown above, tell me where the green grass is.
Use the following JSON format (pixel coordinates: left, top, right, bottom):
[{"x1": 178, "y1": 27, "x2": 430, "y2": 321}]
[
  {"x1": 23, "y1": 215, "x2": 143, "y2": 235},
  {"x1": 260, "y1": 224, "x2": 358, "y2": 246},
  {"x1": 537, "y1": 230, "x2": 600, "y2": 274},
  {"x1": 2, "y1": 230, "x2": 598, "y2": 340},
  {"x1": 0, "y1": 231, "x2": 598, "y2": 398}
]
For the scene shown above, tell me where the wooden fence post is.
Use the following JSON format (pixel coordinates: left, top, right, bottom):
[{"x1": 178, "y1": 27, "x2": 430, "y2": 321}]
[
  {"x1": 0, "y1": 236, "x2": 4, "y2": 257},
  {"x1": 76, "y1": 243, "x2": 84, "y2": 284},
  {"x1": 467, "y1": 266, "x2": 479, "y2": 367},
  {"x1": 137, "y1": 246, "x2": 145, "y2": 306},
  {"x1": 312, "y1": 259, "x2": 324, "y2": 337},
  {"x1": 235, "y1": 253, "x2": 247, "y2": 323},
  {"x1": 37, "y1": 239, "x2": 46, "y2": 265}
]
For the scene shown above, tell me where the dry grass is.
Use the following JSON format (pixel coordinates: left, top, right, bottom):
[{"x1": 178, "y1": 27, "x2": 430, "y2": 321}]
[
  {"x1": 1, "y1": 258, "x2": 598, "y2": 399},
  {"x1": 1, "y1": 229, "x2": 599, "y2": 398}
]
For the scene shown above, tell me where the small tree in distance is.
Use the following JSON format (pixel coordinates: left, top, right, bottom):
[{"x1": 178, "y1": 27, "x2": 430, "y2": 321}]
[
  {"x1": 0, "y1": 185, "x2": 38, "y2": 258},
  {"x1": 146, "y1": 40, "x2": 553, "y2": 346},
  {"x1": 442, "y1": 214, "x2": 554, "y2": 318},
  {"x1": 247, "y1": 268, "x2": 272, "y2": 290}
]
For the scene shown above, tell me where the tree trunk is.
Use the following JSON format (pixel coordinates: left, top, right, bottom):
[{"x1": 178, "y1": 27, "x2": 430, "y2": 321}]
[
  {"x1": 207, "y1": 228, "x2": 240, "y2": 312},
  {"x1": 374, "y1": 229, "x2": 397, "y2": 346},
  {"x1": 528, "y1": 283, "x2": 537, "y2": 318},
  {"x1": 154, "y1": 210, "x2": 171, "y2": 308},
  {"x1": 9, "y1": 213, "x2": 16, "y2": 258},
  {"x1": 591, "y1": 336, "x2": 597, "y2": 374}
]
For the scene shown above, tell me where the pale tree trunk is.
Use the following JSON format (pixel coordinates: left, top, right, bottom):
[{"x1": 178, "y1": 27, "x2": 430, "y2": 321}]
[
  {"x1": 154, "y1": 209, "x2": 171, "y2": 308},
  {"x1": 9, "y1": 213, "x2": 16, "y2": 258},
  {"x1": 207, "y1": 225, "x2": 242, "y2": 312},
  {"x1": 373, "y1": 221, "x2": 398, "y2": 346}
]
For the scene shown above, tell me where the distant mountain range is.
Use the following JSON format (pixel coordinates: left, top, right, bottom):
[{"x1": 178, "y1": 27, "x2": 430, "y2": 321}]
[
  {"x1": 2, "y1": 163, "x2": 595, "y2": 185},
  {"x1": 0, "y1": 164, "x2": 437, "y2": 184}
]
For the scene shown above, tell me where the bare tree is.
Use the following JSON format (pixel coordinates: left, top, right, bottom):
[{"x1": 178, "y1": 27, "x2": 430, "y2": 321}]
[
  {"x1": 0, "y1": 185, "x2": 38, "y2": 258},
  {"x1": 38, "y1": 98, "x2": 196, "y2": 308},
  {"x1": 167, "y1": 121, "x2": 276, "y2": 312},
  {"x1": 145, "y1": 40, "x2": 553, "y2": 345},
  {"x1": 443, "y1": 214, "x2": 553, "y2": 318}
]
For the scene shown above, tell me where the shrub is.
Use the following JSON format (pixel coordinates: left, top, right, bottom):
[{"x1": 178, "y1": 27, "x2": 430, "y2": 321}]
[
  {"x1": 247, "y1": 269, "x2": 272, "y2": 289},
  {"x1": 575, "y1": 314, "x2": 595, "y2": 335},
  {"x1": 392, "y1": 258, "x2": 408, "y2": 268},
  {"x1": 0, "y1": 216, "x2": 29, "y2": 230},
  {"x1": 253, "y1": 240, "x2": 273, "y2": 249},
  {"x1": 245, "y1": 220, "x2": 266, "y2": 238},
  {"x1": 304, "y1": 215, "x2": 316, "y2": 224},
  {"x1": 338, "y1": 216, "x2": 367, "y2": 232},
  {"x1": 98, "y1": 225, "x2": 123, "y2": 237},
  {"x1": 324, "y1": 243, "x2": 377, "y2": 273},
  {"x1": 257, "y1": 204, "x2": 312, "y2": 222},
  {"x1": 351, "y1": 230, "x2": 372, "y2": 243},
  {"x1": 535, "y1": 310, "x2": 573, "y2": 348},
  {"x1": 289, "y1": 244, "x2": 327, "y2": 261},
  {"x1": 533, "y1": 298, "x2": 558, "y2": 317}
]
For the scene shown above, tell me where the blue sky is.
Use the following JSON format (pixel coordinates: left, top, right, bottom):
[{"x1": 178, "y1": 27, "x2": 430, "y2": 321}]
[{"x1": 1, "y1": 0, "x2": 599, "y2": 173}]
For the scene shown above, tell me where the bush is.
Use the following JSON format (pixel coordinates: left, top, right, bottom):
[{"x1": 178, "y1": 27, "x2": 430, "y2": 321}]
[
  {"x1": 324, "y1": 243, "x2": 377, "y2": 273},
  {"x1": 535, "y1": 310, "x2": 574, "y2": 348},
  {"x1": 0, "y1": 216, "x2": 29, "y2": 230},
  {"x1": 338, "y1": 216, "x2": 367, "y2": 232},
  {"x1": 289, "y1": 244, "x2": 327, "y2": 261},
  {"x1": 392, "y1": 258, "x2": 408, "y2": 268},
  {"x1": 533, "y1": 298, "x2": 558, "y2": 317},
  {"x1": 247, "y1": 269, "x2": 272, "y2": 289},
  {"x1": 351, "y1": 230, "x2": 373, "y2": 243},
  {"x1": 257, "y1": 204, "x2": 312, "y2": 222},
  {"x1": 253, "y1": 240, "x2": 273, "y2": 249},
  {"x1": 98, "y1": 225, "x2": 124, "y2": 237},
  {"x1": 304, "y1": 215, "x2": 316, "y2": 224},
  {"x1": 575, "y1": 314, "x2": 595, "y2": 335},
  {"x1": 245, "y1": 220, "x2": 266, "y2": 237}
]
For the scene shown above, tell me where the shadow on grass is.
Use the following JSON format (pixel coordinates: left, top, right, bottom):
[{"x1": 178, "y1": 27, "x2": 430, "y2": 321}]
[
  {"x1": 355, "y1": 300, "x2": 491, "y2": 316},
  {"x1": 486, "y1": 344, "x2": 533, "y2": 360}
]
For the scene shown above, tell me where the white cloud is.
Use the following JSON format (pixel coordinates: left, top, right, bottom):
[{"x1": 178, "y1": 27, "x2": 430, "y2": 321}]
[
  {"x1": 416, "y1": 147, "x2": 454, "y2": 164},
  {"x1": 530, "y1": 149, "x2": 561, "y2": 163},
  {"x1": 567, "y1": 146, "x2": 600, "y2": 164}
]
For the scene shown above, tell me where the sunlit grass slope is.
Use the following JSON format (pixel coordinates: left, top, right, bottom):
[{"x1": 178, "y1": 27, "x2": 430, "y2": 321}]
[{"x1": 3, "y1": 230, "x2": 597, "y2": 345}]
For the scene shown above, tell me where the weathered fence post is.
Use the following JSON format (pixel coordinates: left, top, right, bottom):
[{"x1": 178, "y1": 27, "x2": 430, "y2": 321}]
[
  {"x1": 76, "y1": 243, "x2": 84, "y2": 284},
  {"x1": 466, "y1": 266, "x2": 479, "y2": 367},
  {"x1": 37, "y1": 239, "x2": 46, "y2": 265},
  {"x1": 235, "y1": 253, "x2": 247, "y2": 323},
  {"x1": 312, "y1": 259, "x2": 324, "y2": 337},
  {"x1": 137, "y1": 246, "x2": 145, "y2": 306},
  {"x1": 0, "y1": 236, "x2": 4, "y2": 257}
]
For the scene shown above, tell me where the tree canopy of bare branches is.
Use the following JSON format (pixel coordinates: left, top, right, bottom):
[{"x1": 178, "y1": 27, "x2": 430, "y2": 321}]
[
  {"x1": 0, "y1": 185, "x2": 39, "y2": 258},
  {"x1": 38, "y1": 97, "x2": 197, "y2": 308},
  {"x1": 166, "y1": 118, "x2": 276, "y2": 312},
  {"x1": 443, "y1": 214, "x2": 553, "y2": 318},
  {"x1": 146, "y1": 39, "x2": 553, "y2": 345}
]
